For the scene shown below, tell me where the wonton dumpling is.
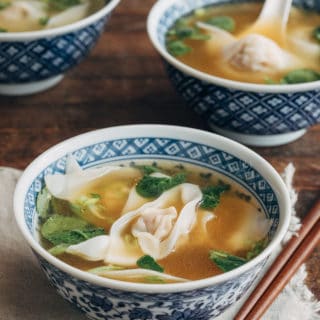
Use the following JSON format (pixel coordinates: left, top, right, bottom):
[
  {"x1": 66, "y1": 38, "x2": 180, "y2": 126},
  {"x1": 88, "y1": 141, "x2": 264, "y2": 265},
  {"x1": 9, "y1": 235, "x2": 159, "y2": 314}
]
[
  {"x1": 223, "y1": 34, "x2": 300, "y2": 72},
  {"x1": 104, "y1": 183, "x2": 203, "y2": 266},
  {"x1": 0, "y1": 0, "x2": 45, "y2": 31}
]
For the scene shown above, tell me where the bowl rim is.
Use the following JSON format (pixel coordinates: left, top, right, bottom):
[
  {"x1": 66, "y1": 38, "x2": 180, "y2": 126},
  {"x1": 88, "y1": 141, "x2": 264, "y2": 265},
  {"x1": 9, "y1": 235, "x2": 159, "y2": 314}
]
[
  {"x1": 14, "y1": 124, "x2": 291, "y2": 294},
  {"x1": 0, "y1": 0, "x2": 120, "y2": 41},
  {"x1": 146, "y1": 0, "x2": 320, "y2": 93}
]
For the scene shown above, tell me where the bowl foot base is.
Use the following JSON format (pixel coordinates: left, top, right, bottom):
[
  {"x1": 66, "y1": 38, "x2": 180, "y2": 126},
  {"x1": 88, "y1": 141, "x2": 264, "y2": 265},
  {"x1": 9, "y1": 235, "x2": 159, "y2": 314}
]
[
  {"x1": 0, "y1": 75, "x2": 64, "y2": 96},
  {"x1": 209, "y1": 125, "x2": 306, "y2": 147}
]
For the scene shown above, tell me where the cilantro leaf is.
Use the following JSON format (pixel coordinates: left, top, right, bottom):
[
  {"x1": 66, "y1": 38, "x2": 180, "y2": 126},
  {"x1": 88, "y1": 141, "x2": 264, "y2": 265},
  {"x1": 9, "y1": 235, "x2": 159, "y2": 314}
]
[
  {"x1": 135, "y1": 165, "x2": 161, "y2": 175},
  {"x1": 313, "y1": 26, "x2": 320, "y2": 42},
  {"x1": 246, "y1": 238, "x2": 268, "y2": 260},
  {"x1": 200, "y1": 184, "x2": 230, "y2": 209},
  {"x1": 209, "y1": 250, "x2": 247, "y2": 272},
  {"x1": 137, "y1": 255, "x2": 164, "y2": 273},
  {"x1": 205, "y1": 16, "x2": 235, "y2": 32},
  {"x1": 167, "y1": 40, "x2": 192, "y2": 56},
  {"x1": 136, "y1": 173, "x2": 186, "y2": 198},
  {"x1": 281, "y1": 69, "x2": 320, "y2": 84}
]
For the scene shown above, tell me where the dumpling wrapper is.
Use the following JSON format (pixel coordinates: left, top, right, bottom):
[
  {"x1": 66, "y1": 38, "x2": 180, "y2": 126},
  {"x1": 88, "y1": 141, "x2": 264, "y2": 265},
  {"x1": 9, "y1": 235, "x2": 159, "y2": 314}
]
[
  {"x1": 288, "y1": 27, "x2": 320, "y2": 61},
  {"x1": 46, "y1": 2, "x2": 90, "y2": 29},
  {"x1": 66, "y1": 235, "x2": 110, "y2": 261},
  {"x1": 227, "y1": 210, "x2": 272, "y2": 251},
  {"x1": 45, "y1": 155, "x2": 139, "y2": 201},
  {"x1": 88, "y1": 268, "x2": 188, "y2": 282}
]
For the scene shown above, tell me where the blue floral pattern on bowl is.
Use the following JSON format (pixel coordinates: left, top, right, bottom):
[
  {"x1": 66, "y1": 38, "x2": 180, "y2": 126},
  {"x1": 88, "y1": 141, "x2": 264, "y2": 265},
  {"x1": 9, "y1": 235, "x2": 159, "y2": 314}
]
[
  {"x1": 153, "y1": 0, "x2": 320, "y2": 138},
  {"x1": 0, "y1": 16, "x2": 109, "y2": 84},
  {"x1": 37, "y1": 254, "x2": 266, "y2": 320},
  {"x1": 24, "y1": 136, "x2": 279, "y2": 319}
]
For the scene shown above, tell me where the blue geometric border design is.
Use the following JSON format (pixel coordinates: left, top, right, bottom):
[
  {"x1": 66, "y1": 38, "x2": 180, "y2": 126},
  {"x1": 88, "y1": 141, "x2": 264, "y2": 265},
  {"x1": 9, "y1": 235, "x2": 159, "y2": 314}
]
[
  {"x1": 165, "y1": 64, "x2": 320, "y2": 134},
  {"x1": 24, "y1": 137, "x2": 280, "y2": 238}
]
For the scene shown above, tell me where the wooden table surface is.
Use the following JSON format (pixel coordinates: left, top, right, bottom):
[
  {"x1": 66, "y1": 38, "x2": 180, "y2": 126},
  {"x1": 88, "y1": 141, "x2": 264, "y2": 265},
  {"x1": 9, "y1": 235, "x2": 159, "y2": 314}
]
[{"x1": 1, "y1": 0, "x2": 319, "y2": 301}]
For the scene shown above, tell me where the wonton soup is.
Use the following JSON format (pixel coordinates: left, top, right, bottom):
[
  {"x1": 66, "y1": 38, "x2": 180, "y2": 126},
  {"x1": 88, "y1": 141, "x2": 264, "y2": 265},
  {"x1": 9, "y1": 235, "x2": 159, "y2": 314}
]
[
  {"x1": 37, "y1": 157, "x2": 270, "y2": 284},
  {"x1": 0, "y1": 0, "x2": 105, "y2": 32},
  {"x1": 165, "y1": 2, "x2": 320, "y2": 84}
]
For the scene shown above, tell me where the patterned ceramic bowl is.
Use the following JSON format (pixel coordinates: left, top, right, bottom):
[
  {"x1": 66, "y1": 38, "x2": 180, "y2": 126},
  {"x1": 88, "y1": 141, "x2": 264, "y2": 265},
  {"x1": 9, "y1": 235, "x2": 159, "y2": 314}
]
[
  {"x1": 0, "y1": 0, "x2": 120, "y2": 96},
  {"x1": 14, "y1": 125, "x2": 291, "y2": 320},
  {"x1": 147, "y1": 0, "x2": 320, "y2": 147}
]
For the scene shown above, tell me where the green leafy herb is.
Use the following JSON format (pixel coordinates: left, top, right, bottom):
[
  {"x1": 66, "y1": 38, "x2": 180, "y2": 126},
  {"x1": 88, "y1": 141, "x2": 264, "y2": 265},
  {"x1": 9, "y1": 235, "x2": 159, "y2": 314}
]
[
  {"x1": 0, "y1": 1, "x2": 10, "y2": 10},
  {"x1": 246, "y1": 238, "x2": 268, "y2": 260},
  {"x1": 0, "y1": 28, "x2": 7, "y2": 32},
  {"x1": 200, "y1": 184, "x2": 230, "y2": 209},
  {"x1": 70, "y1": 193, "x2": 106, "y2": 218},
  {"x1": 166, "y1": 16, "x2": 211, "y2": 57},
  {"x1": 48, "y1": 243, "x2": 69, "y2": 256},
  {"x1": 137, "y1": 255, "x2": 164, "y2": 272},
  {"x1": 136, "y1": 172, "x2": 186, "y2": 198},
  {"x1": 174, "y1": 26, "x2": 210, "y2": 40},
  {"x1": 264, "y1": 77, "x2": 279, "y2": 85},
  {"x1": 88, "y1": 265, "x2": 125, "y2": 274},
  {"x1": 144, "y1": 276, "x2": 165, "y2": 284},
  {"x1": 41, "y1": 214, "x2": 105, "y2": 245},
  {"x1": 209, "y1": 250, "x2": 247, "y2": 272},
  {"x1": 205, "y1": 16, "x2": 235, "y2": 32},
  {"x1": 175, "y1": 26, "x2": 194, "y2": 39},
  {"x1": 312, "y1": 26, "x2": 320, "y2": 42},
  {"x1": 210, "y1": 238, "x2": 269, "y2": 272},
  {"x1": 167, "y1": 40, "x2": 192, "y2": 56},
  {"x1": 36, "y1": 187, "x2": 52, "y2": 219},
  {"x1": 281, "y1": 69, "x2": 320, "y2": 84},
  {"x1": 135, "y1": 165, "x2": 161, "y2": 175},
  {"x1": 41, "y1": 0, "x2": 81, "y2": 11},
  {"x1": 39, "y1": 17, "x2": 49, "y2": 26}
]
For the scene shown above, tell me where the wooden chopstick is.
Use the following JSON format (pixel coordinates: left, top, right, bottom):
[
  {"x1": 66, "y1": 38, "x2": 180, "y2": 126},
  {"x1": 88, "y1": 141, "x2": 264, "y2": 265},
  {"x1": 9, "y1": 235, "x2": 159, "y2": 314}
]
[{"x1": 235, "y1": 199, "x2": 320, "y2": 320}]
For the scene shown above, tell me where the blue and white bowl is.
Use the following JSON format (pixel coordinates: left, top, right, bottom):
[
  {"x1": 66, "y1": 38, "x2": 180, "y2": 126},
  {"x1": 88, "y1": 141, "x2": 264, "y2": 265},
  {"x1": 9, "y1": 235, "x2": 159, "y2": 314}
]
[
  {"x1": 147, "y1": 0, "x2": 320, "y2": 147},
  {"x1": 14, "y1": 125, "x2": 290, "y2": 320},
  {"x1": 0, "y1": 0, "x2": 120, "y2": 95}
]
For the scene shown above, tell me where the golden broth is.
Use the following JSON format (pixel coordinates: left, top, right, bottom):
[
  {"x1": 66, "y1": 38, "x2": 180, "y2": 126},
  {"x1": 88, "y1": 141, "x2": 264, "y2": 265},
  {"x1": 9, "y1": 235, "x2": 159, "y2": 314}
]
[
  {"x1": 0, "y1": 0, "x2": 105, "y2": 32},
  {"x1": 168, "y1": 3, "x2": 320, "y2": 84},
  {"x1": 41, "y1": 161, "x2": 267, "y2": 283}
]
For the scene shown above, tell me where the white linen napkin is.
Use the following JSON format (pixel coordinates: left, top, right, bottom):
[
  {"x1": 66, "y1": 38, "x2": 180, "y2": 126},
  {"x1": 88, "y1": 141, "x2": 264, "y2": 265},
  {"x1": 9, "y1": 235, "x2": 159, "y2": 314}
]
[
  {"x1": 216, "y1": 164, "x2": 320, "y2": 320},
  {"x1": 0, "y1": 166, "x2": 319, "y2": 320}
]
